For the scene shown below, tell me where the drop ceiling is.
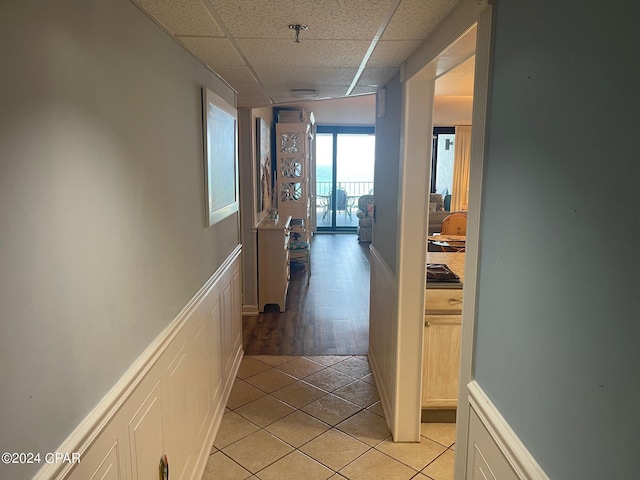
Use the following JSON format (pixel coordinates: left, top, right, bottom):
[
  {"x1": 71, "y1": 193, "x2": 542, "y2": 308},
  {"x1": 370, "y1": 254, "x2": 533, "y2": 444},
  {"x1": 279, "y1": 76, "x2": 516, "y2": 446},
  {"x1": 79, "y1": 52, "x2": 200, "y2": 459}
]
[{"x1": 132, "y1": 0, "x2": 464, "y2": 108}]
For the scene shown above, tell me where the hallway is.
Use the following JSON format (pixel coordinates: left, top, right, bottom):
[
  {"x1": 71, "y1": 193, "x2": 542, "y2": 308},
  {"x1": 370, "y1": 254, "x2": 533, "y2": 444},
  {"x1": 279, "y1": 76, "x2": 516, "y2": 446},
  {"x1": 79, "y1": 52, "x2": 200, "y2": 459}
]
[
  {"x1": 231, "y1": 236, "x2": 455, "y2": 479},
  {"x1": 243, "y1": 234, "x2": 370, "y2": 355},
  {"x1": 203, "y1": 355, "x2": 455, "y2": 480}
]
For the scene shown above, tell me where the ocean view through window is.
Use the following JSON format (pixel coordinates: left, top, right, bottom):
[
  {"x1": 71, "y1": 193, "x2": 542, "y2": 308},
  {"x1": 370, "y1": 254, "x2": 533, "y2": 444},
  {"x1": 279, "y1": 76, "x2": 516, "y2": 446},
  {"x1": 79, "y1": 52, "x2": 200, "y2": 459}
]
[{"x1": 315, "y1": 126, "x2": 375, "y2": 230}]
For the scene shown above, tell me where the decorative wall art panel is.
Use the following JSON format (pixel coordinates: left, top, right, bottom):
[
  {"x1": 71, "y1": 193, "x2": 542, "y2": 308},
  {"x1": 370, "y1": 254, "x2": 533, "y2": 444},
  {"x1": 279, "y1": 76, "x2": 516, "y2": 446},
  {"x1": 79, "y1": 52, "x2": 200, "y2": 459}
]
[
  {"x1": 280, "y1": 132, "x2": 301, "y2": 153},
  {"x1": 280, "y1": 157, "x2": 302, "y2": 178},
  {"x1": 280, "y1": 182, "x2": 302, "y2": 202}
]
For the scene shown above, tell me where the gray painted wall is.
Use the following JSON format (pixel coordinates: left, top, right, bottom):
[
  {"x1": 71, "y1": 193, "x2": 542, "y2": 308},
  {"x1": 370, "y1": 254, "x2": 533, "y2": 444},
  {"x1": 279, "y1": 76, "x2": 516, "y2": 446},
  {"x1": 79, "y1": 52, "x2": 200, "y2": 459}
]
[
  {"x1": 283, "y1": 95, "x2": 376, "y2": 126},
  {"x1": 474, "y1": 1, "x2": 640, "y2": 477},
  {"x1": 373, "y1": 74, "x2": 403, "y2": 272},
  {"x1": 0, "y1": 1, "x2": 237, "y2": 476}
]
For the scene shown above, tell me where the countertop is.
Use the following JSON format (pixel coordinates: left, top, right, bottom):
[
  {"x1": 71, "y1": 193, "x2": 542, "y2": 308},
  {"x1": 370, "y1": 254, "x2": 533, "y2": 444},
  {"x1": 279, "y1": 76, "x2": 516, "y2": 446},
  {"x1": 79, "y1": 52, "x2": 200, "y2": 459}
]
[
  {"x1": 257, "y1": 214, "x2": 291, "y2": 230},
  {"x1": 426, "y1": 252, "x2": 465, "y2": 288}
]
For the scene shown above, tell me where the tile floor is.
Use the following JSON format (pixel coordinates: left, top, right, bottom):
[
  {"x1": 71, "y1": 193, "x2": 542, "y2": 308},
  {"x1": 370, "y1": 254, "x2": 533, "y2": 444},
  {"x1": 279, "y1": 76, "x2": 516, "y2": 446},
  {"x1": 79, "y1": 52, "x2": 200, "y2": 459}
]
[{"x1": 202, "y1": 355, "x2": 455, "y2": 480}]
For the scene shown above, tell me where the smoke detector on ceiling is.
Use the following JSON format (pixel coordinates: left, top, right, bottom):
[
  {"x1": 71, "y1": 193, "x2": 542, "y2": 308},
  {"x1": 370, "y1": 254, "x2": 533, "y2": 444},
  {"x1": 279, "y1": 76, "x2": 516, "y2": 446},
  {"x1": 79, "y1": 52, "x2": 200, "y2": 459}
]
[{"x1": 291, "y1": 88, "x2": 319, "y2": 98}]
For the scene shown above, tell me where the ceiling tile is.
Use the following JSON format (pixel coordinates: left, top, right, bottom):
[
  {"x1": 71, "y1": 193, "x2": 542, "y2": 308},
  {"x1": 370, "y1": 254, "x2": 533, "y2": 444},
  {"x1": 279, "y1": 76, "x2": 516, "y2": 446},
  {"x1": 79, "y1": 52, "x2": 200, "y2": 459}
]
[
  {"x1": 133, "y1": 0, "x2": 471, "y2": 108},
  {"x1": 358, "y1": 67, "x2": 399, "y2": 87},
  {"x1": 209, "y1": 65, "x2": 256, "y2": 84},
  {"x1": 134, "y1": 0, "x2": 224, "y2": 36},
  {"x1": 177, "y1": 36, "x2": 246, "y2": 67},
  {"x1": 231, "y1": 82, "x2": 269, "y2": 97},
  {"x1": 350, "y1": 86, "x2": 379, "y2": 96},
  {"x1": 208, "y1": 0, "x2": 396, "y2": 40},
  {"x1": 254, "y1": 66, "x2": 358, "y2": 86},
  {"x1": 265, "y1": 84, "x2": 349, "y2": 101},
  {"x1": 236, "y1": 39, "x2": 370, "y2": 68},
  {"x1": 366, "y1": 40, "x2": 423, "y2": 68},
  {"x1": 381, "y1": 0, "x2": 458, "y2": 40},
  {"x1": 238, "y1": 95, "x2": 272, "y2": 108}
]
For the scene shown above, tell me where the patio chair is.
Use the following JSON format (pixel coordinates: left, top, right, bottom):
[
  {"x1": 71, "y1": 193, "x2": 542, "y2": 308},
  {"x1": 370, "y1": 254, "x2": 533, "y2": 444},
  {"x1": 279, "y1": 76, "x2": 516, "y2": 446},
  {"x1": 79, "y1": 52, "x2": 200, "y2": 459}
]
[{"x1": 323, "y1": 188, "x2": 351, "y2": 221}]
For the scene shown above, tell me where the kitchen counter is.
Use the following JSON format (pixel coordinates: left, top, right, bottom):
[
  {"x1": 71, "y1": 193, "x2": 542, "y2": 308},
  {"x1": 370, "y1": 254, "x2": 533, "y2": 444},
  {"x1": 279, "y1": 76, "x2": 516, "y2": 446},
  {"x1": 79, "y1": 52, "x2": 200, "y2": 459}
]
[
  {"x1": 422, "y1": 251, "x2": 464, "y2": 415},
  {"x1": 426, "y1": 252, "x2": 465, "y2": 288}
]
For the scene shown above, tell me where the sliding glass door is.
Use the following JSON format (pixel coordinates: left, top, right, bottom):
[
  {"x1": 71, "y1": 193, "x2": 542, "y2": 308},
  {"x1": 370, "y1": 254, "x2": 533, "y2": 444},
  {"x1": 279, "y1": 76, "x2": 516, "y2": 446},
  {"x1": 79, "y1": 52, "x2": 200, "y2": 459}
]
[{"x1": 315, "y1": 126, "x2": 375, "y2": 231}]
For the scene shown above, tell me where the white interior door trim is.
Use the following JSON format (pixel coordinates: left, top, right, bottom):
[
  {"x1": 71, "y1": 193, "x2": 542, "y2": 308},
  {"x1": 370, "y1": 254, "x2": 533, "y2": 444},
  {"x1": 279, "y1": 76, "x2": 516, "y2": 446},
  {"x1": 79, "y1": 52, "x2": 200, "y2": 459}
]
[
  {"x1": 394, "y1": 74, "x2": 434, "y2": 441},
  {"x1": 455, "y1": 6, "x2": 494, "y2": 479},
  {"x1": 395, "y1": 0, "x2": 494, "y2": 476}
]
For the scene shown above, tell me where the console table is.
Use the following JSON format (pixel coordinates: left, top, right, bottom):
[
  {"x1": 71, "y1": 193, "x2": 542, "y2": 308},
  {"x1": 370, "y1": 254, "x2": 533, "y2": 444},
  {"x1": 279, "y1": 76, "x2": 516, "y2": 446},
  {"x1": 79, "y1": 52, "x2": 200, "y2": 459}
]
[{"x1": 257, "y1": 215, "x2": 291, "y2": 312}]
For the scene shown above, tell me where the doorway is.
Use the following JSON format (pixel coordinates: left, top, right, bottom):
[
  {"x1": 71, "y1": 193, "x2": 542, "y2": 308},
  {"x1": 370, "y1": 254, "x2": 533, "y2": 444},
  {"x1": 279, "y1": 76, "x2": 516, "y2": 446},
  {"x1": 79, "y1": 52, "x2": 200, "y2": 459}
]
[
  {"x1": 367, "y1": 4, "x2": 493, "y2": 474},
  {"x1": 315, "y1": 126, "x2": 375, "y2": 231},
  {"x1": 396, "y1": 7, "x2": 493, "y2": 478}
]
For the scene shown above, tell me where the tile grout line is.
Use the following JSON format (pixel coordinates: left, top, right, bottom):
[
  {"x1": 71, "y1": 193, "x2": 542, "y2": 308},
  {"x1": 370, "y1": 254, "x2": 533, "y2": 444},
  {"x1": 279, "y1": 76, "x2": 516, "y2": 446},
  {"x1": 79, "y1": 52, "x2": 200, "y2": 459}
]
[
  {"x1": 210, "y1": 355, "x2": 455, "y2": 480},
  {"x1": 223, "y1": 356, "x2": 382, "y2": 477}
]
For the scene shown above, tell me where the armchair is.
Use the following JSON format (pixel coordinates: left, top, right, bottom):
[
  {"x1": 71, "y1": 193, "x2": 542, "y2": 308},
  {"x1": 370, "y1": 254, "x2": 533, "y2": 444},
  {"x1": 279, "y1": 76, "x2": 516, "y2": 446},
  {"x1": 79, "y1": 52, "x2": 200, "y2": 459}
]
[
  {"x1": 428, "y1": 193, "x2": 449, "y2": 234},
  {"x1": 356, "y1": 195, "x2": 374, "y2": 243}
]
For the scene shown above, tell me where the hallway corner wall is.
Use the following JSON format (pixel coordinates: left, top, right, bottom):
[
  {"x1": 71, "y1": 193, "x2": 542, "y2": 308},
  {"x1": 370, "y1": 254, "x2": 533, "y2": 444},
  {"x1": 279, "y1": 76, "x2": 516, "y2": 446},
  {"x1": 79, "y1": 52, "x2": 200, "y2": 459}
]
[{"x1": 372, "y1": 72, "x2": 403, "y2": 273}]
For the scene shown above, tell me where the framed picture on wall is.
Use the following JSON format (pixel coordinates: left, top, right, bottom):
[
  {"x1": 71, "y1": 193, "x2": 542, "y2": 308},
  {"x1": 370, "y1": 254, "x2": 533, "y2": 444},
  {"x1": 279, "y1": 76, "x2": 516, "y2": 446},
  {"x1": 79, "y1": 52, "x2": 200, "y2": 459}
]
[
  {"x1": 202, "y1": 87, "x2": 238, "y2": 227},
  {"x1": 256, "y1": 117, "x2": 272, "y2": 221}
]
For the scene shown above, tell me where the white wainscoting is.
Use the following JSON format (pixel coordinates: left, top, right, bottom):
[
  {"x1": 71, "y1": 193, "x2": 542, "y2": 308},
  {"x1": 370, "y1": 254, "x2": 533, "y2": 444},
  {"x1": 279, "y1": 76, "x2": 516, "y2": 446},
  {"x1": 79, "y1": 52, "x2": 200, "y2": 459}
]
[
  {"x1": 35, "y1": 246, "x2": 244, "y2": 480},
  {"x1": 367, "y1": 246, "x2": 399, "y2": 435},
  {"x1": 465, "y1": 381, "x2": 549, "y2": 480}
]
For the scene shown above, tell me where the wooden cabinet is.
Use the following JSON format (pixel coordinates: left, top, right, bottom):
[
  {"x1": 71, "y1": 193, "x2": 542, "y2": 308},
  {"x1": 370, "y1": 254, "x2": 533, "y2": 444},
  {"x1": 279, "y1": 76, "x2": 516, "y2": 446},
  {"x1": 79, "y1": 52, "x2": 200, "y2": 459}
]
[
  {"x1": 275, "y1": 116, "x2": 314, "y2": 242},
  {"x1": 422, "y1": 287, "x2": 462, "y2": 409},
  {"x1": 257, "y1": 215, "x2": 291, "y2": 312}
]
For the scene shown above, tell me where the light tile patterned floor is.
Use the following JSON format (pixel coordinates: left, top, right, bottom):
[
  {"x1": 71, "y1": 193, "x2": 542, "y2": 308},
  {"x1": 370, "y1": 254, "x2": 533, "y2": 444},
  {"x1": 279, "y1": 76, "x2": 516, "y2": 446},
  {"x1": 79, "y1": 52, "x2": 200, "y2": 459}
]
[{"x1": 203, "y1": 355, "x2": 455, "y2": 480}]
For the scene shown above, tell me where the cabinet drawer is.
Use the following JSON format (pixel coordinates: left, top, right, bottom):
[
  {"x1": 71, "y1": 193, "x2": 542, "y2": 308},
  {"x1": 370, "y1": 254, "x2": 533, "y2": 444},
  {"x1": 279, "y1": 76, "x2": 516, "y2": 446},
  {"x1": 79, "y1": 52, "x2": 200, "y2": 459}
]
[{"x1": 425, "y1": 288, "x2": 463, "y2": 314}]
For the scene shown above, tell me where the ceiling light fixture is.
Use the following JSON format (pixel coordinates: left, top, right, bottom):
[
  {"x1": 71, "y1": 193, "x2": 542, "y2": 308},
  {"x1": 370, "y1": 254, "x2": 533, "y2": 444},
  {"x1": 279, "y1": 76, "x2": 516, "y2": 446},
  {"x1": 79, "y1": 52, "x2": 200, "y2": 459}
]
[
  {"x1": 288, "y1": 24, "x2": 308, "y2": 43},
  {"x1": 290, "y1": 88, "x2": 318, "y2": 98}
]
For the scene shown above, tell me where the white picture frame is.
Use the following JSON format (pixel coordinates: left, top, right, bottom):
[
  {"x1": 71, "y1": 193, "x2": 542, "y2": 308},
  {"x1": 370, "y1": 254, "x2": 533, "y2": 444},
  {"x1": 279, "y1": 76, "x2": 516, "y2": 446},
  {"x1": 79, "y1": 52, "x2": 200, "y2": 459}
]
[
  {"x1": 255, "y1": 117, "x2": 272, "y2": 222},
  {"x1": 202, "y1": 87, "x2": 238, "y2": 227}
]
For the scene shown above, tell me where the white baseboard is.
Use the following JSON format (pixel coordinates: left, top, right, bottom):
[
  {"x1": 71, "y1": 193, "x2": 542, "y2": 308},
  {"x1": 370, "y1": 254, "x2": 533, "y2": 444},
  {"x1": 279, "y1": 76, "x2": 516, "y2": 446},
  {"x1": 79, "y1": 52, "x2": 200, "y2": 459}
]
[
  {"x1": 242, "y1": 304, "x2": 259, "y2": 315},
  {"x1": 466, "y1": 381, "x2": 549, "y2": 480},
  {"x1": 35, "y1": 245, "x2": 244, "y2": 480}
]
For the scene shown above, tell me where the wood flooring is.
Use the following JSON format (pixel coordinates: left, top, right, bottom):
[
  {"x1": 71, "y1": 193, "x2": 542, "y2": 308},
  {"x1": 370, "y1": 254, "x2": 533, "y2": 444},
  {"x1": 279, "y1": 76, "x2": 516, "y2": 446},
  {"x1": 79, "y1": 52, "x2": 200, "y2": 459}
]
[{"x1": 243, "y1": 233, "x2": 370, "y2": 355}]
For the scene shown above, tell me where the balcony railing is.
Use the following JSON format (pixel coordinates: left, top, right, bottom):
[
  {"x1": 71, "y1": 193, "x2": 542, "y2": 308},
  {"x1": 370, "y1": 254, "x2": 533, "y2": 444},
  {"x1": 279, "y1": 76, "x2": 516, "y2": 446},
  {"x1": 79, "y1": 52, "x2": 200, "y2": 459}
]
[{"x1": 315, "y1": 181, "x2": 373, "y2": 197}]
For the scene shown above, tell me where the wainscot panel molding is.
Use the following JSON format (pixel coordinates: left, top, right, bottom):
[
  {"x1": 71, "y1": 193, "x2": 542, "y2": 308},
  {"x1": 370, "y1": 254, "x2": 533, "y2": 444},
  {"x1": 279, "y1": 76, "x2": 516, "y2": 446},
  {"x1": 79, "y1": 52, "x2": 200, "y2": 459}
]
[
  {"x1": 34, "y1": 245, "x2": 244, "y2": 480},
  {"x1": 466, "y1": 381, "x2": 549, "y2": 480},
  {"x1": 367, "y1": 246, "x2": 398, "y2": 436}
]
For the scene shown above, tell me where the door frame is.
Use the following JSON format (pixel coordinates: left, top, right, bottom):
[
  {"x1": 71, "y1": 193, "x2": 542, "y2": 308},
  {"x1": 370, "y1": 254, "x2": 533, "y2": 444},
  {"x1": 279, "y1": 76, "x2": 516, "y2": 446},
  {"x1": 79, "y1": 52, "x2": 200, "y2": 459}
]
[{"x1": 395, "y1": 0, "x2": 494, "y2": 478}]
